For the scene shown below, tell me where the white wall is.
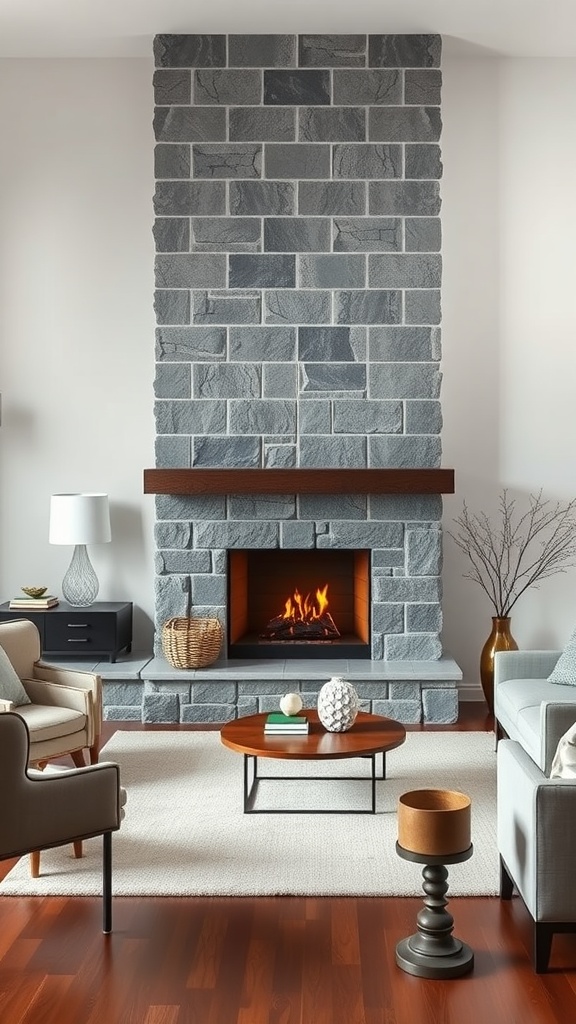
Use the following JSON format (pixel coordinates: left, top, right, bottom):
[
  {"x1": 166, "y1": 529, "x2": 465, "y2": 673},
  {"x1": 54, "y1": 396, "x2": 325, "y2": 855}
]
[
  {"x1": 1, "y1": 54, "x2": 575, "y2": 682},
  {"x1": 0, "y1": 59, "x2": 157, "y2": 649},
  {"x1": 442, "y1": 55, "x2": 576, "y2": 695}
]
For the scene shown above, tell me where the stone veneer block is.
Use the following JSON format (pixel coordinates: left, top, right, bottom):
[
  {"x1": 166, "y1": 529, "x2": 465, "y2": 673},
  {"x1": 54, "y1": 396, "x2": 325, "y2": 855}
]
[
  {"x1": 229, "y1": 400, "x2": 296, "y2": 435},
  {"x1": 299, "y1": 183, "x2": 366, "y2": 217},
  {"x1": 155, "y1": 522, "x2": 193, "y2": 549},
  {"x1": 229, "y1": 254, "x2": 295, "y2": 289},
  {"x1": 405, "y1": 144, "x2": 443, "y2": 179},
  {"x1": 333, "y1": 399, "x2": 402, "y2": 434},
  {"x1": 264, "y1": 70, "x2": 331, "y2": 106},
  {"x1": 264, "y1": 217, "x2": 331, "y2": 253},
  {"x1": 153, "y1": 291, "x2": 190, "y2": 326},
  {"x1": 181, "y1": 704, "x2": 236, "y2": 723},
  {"x1": 299, "y1": 108, "x2": 366, "y2": 142},
  {"x1": 300, "y1": 363, "x2": 366, "y2": 392},
  {"x1": 195, "y1": 521, "x2": 279, "y2": 548},
  {"x1": 405, "y1": 400, "x2": 443, "y2": 434},
  {"x1": 405, "y1": 70, "x2": 442, "y2": 105},
  {"x1": 369, "y1": 363, "x2": 441, "y2": 400},
  {"x1": 407, "y1": 529, "x2": 442, "y2": 576},
  {"x1": 265, "y1": 144, "x2": 331, "y2": 179},
  {"x1": 229, "y1": 181, "x2": 295, "y2": 216},
  {"x1": 299, "y1": 35, "x2": 367, "y2": 67},
  {"x1": 372, "y1": 699, "x2": 422, "y2": 724},
  {"x1": 298, "y1": 326, "x2": 361, "y2": 362},
  {"x1": 155, "y1": 399, "x2": 226, "y2": 435},
  {"x1": 194, "y1": 364, "x2": 261, "y2": 401},
  {"x1": 154, "y1": 69, "x2": 191, "y2": 105},
  {"x1": 299, "y1": 435, "x2": 367, "y2": 468},
  {"x1": 155, "y1": 435, "x2": 191, "y2": 469},
  {"x1": 405, "y1": 289, "x2": 442, "y2": 325},
  {"x1": 262, "y1": 363, "x2": 298, "y2": 398},
  {"x1": 104, "y1": 706, "x2": 142, "y2": 722},
  {"x1": 229, "y1": 35, "x2": 296, "y2": 67},
  {"x1": 333, "y1": 69, "x2": 401, "y2": 105},
  {"x1": 264, "y1": 290, "x2": 331, "y2": 325},
  {"x1": 385, "y1": 635, "x2": 442, "y2": 660},
  {"x1": 298, "y1": 494, "x2": 368, "y2": 519},
  {"x1": 335, "y1": 290, "x2": 402, "y2": 324},
  {"x1": 368, "y1": 254, "x2": 442, "y2": 289},
  {"x1": 369, "y1": 181, "x2": 441, "y2": 216},
  {"x1": 369, "y1": 435, "x2": 442, "y2": 468},
  {"x1": 154, "y1": 144, "x2": 191, "y2": 180},
  {"x1": 281, "y1": 521, "x2": 315, "y2": 547},
  {"x1": 192, "y1": 436, "x2": 261, "y2": 467},
  {"x1": 229, "y1": 107, "x2": 296, "y2": 142},
  {"x1": 156, "y1": 550, "x2": 212, "y2": 574},
  {"x1": 369, "y1": 326, "x2": 441, "y2": 362},
  {"x1": 142, "y1": 692, "x2": 180, "y2": 724},
  {"x1": 369, "y1": 107, "x2": 442, "y2": 142},
  {"x1": 422, "y1": 688, "x2": 458, "y2": 724},
  {"x1": 153, "y1": 219, "x2": 190, "y2": 253},
  {"x1": 228, "y1": 496, "x2": 296, "y2": 520},
  {"x1": 333, "y1": 144, "x2": 402, "y2": 179},
  {"x1": 155, "y1": 327, "x2": 227, "y2": 362},
  {"x1": 155, "y1": 254, "x2": 226, "y2": 289},
  {"x1": 193, "y1": 144, "x2": 262, "y2": 179},
  {"x1": 333, "y1": 219, "x2": 402, "y2": 253},
  {"x1": 154, "y1": 180, "x2": 225, "y2": 216},
  {"x1": 154, "y1": 107, "x2": 226, "y2": 142},
  {"x1": 194, "y1": 69, "x2": 262, "y2": 105},
  {"x1": 192, "y1": 291, "x2": 262, "y2": 325},
  {"x1": 190, "y1": 217, "x2": 262, "y2": 252},
  {"x1": 368, "y1": 35, "x2": 441, "y2": 68},
  {"x1": 154, "y1": 35, "x2": 227, "y2": 68},
  {"x1": 229, "y1": 326, "x2": 296, "y2": 361},
  {"x1": 407, "y1": 603, "x2": 443, "y2": 632},
  {"x1": 298, "y1": 253, "x2": 366, "y2": 288}
]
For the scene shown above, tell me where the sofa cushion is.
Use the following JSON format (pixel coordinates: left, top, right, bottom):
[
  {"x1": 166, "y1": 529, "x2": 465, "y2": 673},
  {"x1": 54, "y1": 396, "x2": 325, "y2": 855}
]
[
  {"x1": 0, "y1": 645, "x2": 31, "y2": 706},
  {"x1": 548, "y1": 627, "x2": 576, "y2": 685},
  {"x1": 550, "y1": 721, "x2": 576, "y2": 778}
]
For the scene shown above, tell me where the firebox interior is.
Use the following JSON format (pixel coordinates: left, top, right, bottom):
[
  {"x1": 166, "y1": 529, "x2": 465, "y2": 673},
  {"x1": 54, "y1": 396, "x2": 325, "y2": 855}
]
[{"x1": 227, "y1": 549, "x2": 371, "y2": 659}]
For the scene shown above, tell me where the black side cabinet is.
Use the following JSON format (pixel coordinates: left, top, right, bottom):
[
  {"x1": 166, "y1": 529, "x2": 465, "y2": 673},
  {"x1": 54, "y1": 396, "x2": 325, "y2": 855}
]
[{"x1": 0, "y1": 601, "x2": 133, "y2": 662}]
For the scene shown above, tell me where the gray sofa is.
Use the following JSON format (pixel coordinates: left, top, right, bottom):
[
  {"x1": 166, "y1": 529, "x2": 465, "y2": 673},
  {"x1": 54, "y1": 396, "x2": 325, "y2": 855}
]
[
  {"x1": 494, "y1": 649, "x2": 576, "y2": 773},
  {"x1": 494, "y1": 648, "x2": 576, "y2": 971}
]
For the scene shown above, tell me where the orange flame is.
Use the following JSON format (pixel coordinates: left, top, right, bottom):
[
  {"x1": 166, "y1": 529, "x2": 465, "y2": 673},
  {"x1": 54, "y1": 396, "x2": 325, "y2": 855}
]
[{"x1": 281, "y1": 584, "x2": 330, "y2": 623}]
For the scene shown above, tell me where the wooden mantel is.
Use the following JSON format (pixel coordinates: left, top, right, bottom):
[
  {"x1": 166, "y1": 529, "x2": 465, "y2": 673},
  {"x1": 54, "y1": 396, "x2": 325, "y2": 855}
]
[{"x1": 143, "y1": 468, "x2": 455, "y2": 496}]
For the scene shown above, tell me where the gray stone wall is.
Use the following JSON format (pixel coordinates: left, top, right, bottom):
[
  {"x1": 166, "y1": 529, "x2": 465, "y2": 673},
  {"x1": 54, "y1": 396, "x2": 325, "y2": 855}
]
[{"x1": 152, "y1": 33, "x2": 444, "y2": 661}]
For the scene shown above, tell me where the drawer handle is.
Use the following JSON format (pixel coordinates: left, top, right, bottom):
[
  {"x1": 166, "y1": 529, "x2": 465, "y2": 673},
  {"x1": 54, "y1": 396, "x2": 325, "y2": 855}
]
[
  {"x1": 67, "y1": 638, "x2": 89, "y2": 643},
  {"x1": 67, "y1": 623, "x2": 89, "y2": 628}
]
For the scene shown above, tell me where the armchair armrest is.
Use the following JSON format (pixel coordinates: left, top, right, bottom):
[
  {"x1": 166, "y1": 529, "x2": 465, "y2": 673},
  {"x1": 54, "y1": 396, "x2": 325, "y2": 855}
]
[
  {"x1": 33, "y1": 665, "x2": 102, "y2": 740},
  {"x1": 22, "y1": 678, "x2": 100, "y2": 746},
  {"x1": 497, "y1": 738, "x2": 576, "y2": 920},
  {"x1": 494, "y1": 650, "x2": 561, "y2": 686}
]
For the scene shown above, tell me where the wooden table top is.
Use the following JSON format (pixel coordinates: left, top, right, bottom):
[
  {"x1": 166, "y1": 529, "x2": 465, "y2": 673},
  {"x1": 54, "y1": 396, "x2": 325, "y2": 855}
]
[{"x1": 220, "y1": 710, "x2": 406, "y2": 761}]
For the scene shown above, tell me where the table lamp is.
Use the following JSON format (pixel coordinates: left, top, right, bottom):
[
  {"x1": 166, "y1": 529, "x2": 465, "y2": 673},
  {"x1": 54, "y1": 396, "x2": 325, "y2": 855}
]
[{"x1": 49, "y1": 493, "x2": 111, "y2": 607}]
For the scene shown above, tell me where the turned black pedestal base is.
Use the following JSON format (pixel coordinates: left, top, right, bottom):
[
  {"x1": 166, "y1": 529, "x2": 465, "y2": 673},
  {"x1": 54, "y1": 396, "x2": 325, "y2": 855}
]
[{"x1": 395, "y1": 843, "x2": 474, "y2": 979}]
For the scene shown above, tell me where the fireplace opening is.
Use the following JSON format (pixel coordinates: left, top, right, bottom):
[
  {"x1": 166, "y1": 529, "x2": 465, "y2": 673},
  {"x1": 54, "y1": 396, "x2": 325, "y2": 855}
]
[{"x1": 227, "y1": 549, "x2": 371, "y2": 659}]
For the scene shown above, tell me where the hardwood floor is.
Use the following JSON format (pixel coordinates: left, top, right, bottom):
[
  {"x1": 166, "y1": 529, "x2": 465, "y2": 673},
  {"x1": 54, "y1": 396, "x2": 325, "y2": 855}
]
[{"x1": 2, "y1": 704, "x2": 576, "y2": 1024}]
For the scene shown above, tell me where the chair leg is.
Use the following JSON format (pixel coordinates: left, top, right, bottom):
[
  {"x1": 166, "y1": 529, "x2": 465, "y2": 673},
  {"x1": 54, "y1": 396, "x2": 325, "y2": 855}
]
[
  {"x1": 73, "y1": 840, "x2": 83, "y2": 859},
  {"x1": 71, "y1": 750, "x2": 87, "y2": 769},
  {"x1": 30, "y1": 851, "x2": 40, "y2": 877},
  {"x1": 535, "y1": 923, "x2": 554, "y2": 973},
  {"x1": 102, "y1": 832, "x2": 112, "y2": 934},
  {"x1": 89, "y1": 743, "x2": 99, "y2": 765}
]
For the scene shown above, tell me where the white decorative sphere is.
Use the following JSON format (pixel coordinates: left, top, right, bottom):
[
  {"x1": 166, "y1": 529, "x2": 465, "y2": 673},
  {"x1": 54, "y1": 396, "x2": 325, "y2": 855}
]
[
  {"x1": 280, "y1": 692, "x2": 303, "y2": 716},
  {"x1": 317, "y1": 677, "x2": 359, "y2": 732}
]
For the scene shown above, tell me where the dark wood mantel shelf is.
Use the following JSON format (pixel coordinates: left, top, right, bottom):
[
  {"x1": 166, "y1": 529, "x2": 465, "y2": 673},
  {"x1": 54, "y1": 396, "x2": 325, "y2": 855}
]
[{"x1": 143, "y1": 468, "x2": 455, "y2": 496}]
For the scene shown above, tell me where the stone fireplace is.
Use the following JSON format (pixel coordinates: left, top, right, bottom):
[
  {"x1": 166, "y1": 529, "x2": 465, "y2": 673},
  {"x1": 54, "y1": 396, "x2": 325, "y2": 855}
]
[{"x1": 138, "y1": 31, "x2": 462, "y2": 726}]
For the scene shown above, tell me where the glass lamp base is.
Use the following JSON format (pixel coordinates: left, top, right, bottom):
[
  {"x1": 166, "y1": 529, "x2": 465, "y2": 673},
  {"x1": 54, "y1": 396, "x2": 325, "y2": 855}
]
[{"x1": 62, "y1": 544, "x2": 99, "y2": 607}]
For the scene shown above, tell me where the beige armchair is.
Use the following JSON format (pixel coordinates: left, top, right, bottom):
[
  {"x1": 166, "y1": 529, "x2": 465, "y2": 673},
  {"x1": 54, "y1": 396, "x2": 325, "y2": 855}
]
[
  {"x1": 1, "y1": 711, "x2": 122, "y2": 931},
  {"x1": 0, "y1": 618, "x2": 102, "y2": 767}
]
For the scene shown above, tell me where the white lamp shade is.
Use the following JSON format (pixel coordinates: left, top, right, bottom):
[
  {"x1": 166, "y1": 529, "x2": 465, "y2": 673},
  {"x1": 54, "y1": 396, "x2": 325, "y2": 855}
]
[{"x1": 49, "y1": 493, "x2": 111, "y2": 545}]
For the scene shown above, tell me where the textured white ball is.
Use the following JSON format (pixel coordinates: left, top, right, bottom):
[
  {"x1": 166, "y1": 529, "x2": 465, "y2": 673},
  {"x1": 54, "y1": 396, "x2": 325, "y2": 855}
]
[
  {"x1": 317, "y1": 677, "x2": 359, "y2": 732},
  {"x1": 280, "y1": 692, "x2": 303, "y2": 716}
]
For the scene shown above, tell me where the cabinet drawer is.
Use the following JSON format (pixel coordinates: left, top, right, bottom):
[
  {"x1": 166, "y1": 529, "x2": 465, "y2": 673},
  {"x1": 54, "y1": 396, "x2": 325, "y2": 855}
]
[{"x1": 44, "y1": 613, "x2": 116, "y2": 651}]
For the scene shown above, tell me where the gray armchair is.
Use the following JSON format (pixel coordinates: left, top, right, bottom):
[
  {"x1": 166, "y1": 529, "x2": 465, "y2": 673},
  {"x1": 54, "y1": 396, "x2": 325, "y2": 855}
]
[
  {"x1": 0, "y1": 712, "x2": 122, "y2": 931},
  {"x1": 497, "y1": 737, "x2": 576, "y2": 971}
]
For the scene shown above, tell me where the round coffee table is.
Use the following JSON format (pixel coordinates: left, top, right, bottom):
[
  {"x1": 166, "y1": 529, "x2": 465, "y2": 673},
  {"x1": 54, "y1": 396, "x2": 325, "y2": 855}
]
[{"x1": 220, "y1": 710, "x2": 406, "y2": 814}]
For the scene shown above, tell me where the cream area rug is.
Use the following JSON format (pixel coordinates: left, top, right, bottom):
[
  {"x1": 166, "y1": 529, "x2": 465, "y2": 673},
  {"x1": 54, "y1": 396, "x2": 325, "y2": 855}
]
[{"x1": 1, "y1": 730, "x2": 499, "y2": 898}]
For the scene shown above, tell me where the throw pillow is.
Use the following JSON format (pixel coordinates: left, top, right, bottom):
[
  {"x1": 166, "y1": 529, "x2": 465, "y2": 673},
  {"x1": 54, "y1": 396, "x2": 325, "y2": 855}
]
[
  {"x1": 548, "y1": 627, "x2": 576, "y2": 685},
  {"x1": 550, "y1": 721, "x2": 576, "y2": 779},
  {"x1": 0, "y1": 645, "x2": 32, "y2": 706}
]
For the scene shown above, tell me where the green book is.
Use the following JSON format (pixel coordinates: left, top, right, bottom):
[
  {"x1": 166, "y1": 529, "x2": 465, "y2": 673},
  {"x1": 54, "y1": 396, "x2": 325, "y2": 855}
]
[{"x1": 266, "y1": 713, "x2": 306, "y2": 725}]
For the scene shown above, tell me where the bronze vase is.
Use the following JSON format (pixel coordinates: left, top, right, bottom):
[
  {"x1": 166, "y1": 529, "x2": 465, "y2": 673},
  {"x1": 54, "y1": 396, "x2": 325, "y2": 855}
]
[{"x1": 480, "y1": 616, "x2": 518, "y2": 716}]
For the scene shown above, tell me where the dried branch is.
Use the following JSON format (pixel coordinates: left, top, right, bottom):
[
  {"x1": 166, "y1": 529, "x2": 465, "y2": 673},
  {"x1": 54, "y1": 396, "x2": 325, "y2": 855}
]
[{"x1": 448, "y1": 490, "x2": 576, "y2": 617}]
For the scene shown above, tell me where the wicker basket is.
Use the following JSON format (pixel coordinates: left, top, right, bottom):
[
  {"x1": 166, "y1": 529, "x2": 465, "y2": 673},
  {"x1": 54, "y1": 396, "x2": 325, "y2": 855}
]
[{"x1": 161, "y1": 616, "x2": 224, "y2": 669}]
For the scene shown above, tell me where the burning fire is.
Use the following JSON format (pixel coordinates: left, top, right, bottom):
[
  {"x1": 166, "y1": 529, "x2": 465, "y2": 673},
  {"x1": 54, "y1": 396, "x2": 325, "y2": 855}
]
[
  {"x1": 260, "y1": 583, "x2": 340, "y2": 642},
  {"x1": 282, "y1": 584, "x2": 330, "y2": 623}
]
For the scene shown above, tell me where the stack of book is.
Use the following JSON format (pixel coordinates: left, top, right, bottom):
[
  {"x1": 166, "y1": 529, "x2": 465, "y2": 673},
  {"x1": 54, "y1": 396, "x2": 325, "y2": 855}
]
[
  {"x1": 9, "y1": 595, "x2": 59, "y2": 610},
  {"x1": 264, "y1": 713, "x2": 309, "y2": 735}
]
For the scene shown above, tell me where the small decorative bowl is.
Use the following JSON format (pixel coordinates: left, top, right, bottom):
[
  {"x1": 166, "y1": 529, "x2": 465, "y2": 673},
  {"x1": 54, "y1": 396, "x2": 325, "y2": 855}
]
[{"x1": 21, "y1": 586, "x2": 48, "y2": 599}]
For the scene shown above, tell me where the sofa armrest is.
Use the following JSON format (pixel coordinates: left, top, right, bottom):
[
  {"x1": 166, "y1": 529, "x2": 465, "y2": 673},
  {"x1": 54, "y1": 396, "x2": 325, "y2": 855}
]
[
  {"x1": 497, "y1": 739, "x2": 576, "y2": 921},
  {"x1": 494, "y1": 650, "x2": 561, "y2": 686},
  {"x1": 0, "y1": 699, "x2": 15, "y2": 712},
  {"x1": 541, "y1": 703, "x2": 576, "y2": 776}
]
